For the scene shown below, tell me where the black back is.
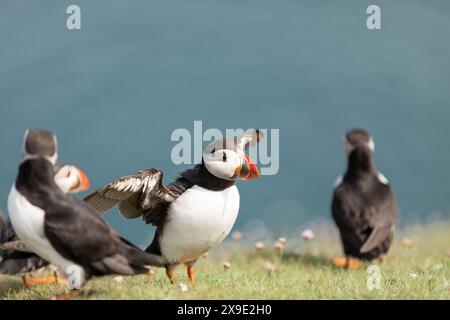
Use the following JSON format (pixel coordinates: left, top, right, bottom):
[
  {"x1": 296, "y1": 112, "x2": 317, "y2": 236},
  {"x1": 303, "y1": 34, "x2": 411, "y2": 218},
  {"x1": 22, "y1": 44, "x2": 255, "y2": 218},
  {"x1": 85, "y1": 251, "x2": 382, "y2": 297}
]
[{"x1": 331, "y1": 147, "x2": 397, "y2": 260}]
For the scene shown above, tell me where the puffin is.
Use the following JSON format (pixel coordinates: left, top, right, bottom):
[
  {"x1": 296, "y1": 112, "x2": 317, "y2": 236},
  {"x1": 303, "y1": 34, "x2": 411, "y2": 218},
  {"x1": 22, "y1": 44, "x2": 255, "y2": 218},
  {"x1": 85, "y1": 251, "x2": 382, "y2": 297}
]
[
  {"x1": 0, "y1": 162, "x2": 90, "y2": 286},
  {"x1": 7, "y1": 129, "x2": 166, "y2": 290},
  {"x1": 331, "y1": 129, "x2": 397, "y2": 269},
  {"x1": 85, "y1": 130, "x2": 262, "y2": 284},
  {"x1": 0, "y1": 210, "x2": 4, "y2": 236}
]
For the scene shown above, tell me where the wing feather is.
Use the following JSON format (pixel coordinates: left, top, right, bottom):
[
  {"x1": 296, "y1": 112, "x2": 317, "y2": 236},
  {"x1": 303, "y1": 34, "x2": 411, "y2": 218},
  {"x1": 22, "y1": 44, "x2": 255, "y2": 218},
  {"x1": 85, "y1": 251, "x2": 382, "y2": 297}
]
[{"x1": 84, "y1": 168, "x2": 177, "y2": 224}]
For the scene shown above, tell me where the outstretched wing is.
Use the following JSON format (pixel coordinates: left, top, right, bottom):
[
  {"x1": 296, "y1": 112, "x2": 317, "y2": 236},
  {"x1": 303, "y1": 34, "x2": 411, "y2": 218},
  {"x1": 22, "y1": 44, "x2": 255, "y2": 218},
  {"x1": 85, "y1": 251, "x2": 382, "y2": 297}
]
[{"x1": 84, "y1": 168, "x2": 177, "y2": 225}]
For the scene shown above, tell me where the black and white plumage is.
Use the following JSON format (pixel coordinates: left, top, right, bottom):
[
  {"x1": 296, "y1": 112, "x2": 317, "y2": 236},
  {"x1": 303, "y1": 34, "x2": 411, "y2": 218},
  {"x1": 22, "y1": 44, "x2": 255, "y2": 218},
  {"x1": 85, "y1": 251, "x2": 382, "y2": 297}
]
[
  {"x1": 0, "y1": 162, "x2": 90, "y2": 275},
  {"x1": 331, "y1": 129, "x2": 397, "y2": 261},
  {"x1": 7, "y1": 129, "x2": 166, "y2": 288},
  {"x1": 0, "y1": 210, "x2": 5, "y2": 235},
  {"x1": 85, "y1": 130, "x2": 262, "y2": 283}
]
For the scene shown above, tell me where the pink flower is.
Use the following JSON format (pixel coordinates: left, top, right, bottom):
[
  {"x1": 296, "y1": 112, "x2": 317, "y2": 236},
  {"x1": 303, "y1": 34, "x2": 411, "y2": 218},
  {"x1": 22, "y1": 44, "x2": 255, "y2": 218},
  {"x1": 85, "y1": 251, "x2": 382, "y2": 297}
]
[{"x1": 301, "y1": 229, "x2": 315, "y2": 241}]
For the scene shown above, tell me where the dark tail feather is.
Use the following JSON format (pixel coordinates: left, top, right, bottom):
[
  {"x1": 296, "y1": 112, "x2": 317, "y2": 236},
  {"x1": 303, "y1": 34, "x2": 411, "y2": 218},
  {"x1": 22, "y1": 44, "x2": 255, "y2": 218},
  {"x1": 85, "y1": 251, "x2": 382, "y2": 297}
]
[
  {"x1": 360, "y1": 227, "x2": 391, "y2": 253},
  {"x1": 118, "y1": 238, "x2": 167, "y2": 268}
]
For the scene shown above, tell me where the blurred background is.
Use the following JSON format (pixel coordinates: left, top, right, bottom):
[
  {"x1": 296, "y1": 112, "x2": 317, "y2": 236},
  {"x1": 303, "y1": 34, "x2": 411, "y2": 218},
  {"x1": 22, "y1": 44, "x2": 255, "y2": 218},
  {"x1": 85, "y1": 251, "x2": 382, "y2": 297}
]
[{"x1": 1, "y1": 0, "x2": 449, "y2": 246}]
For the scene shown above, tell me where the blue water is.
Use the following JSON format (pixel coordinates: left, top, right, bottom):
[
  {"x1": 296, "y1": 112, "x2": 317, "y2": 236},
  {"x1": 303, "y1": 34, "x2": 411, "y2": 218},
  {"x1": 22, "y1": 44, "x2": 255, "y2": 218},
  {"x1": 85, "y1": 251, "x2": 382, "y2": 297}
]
[{"x1": 1, "y1": 1, "x2": 449, "y2": 245}]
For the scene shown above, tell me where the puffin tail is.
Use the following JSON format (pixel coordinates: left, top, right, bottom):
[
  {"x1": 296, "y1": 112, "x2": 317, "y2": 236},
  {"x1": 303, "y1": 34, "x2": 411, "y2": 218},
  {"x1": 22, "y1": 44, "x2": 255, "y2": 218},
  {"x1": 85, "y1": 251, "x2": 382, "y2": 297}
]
[
  {"x1": 118, "y1": 237, "x2": 167, "y2": 269},
  {"x1": 360, "y1": 227, "x2": 390, "y2": 253}
]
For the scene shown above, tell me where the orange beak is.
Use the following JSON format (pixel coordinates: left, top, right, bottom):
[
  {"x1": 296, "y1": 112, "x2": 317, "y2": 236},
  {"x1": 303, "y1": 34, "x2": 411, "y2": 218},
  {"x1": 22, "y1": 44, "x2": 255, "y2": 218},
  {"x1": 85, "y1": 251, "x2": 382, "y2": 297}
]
[
  {"x1": 239, "y1": 154, "x2": 260, "y2": 180},
  {"x1": 70, "y1": 168, "x2": 91, "y2": 193}
]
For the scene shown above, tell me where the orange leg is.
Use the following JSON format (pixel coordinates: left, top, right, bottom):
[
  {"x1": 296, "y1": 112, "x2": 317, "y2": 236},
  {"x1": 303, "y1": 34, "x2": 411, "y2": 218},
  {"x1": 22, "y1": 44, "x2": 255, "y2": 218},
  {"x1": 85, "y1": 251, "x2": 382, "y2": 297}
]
[
  {"x1": 332, "y1": 257, "x2": 347, "y2": 267},
  {"x1": 21, "y1": 275, "x2": 31, "y2": 288},
  {"x1": 187, "y1": 265, "x2": 195, "y2": 286},
  {"x1": 332, "y1": 256, "x2": 362, "y2": 269},
  {"x1": 21, "y1": 272, "x2": 67, "y2": 288},
  {"x1": 345, "y1": 256, "x2": 362, "y2": 269},
  {"x1": 165, "y1": 267, "x2": 174, "y2": 284}
]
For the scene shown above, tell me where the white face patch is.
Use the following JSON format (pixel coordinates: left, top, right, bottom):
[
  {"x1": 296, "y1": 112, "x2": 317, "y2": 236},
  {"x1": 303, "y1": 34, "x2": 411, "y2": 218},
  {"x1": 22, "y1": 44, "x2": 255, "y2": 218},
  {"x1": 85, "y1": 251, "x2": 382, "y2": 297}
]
[
  {"x1": 203, "y1": 148, "x2": 241, "y2": 181},
  {"x1": 54, "y1": 165, "x2": 78, "y2": 193}
]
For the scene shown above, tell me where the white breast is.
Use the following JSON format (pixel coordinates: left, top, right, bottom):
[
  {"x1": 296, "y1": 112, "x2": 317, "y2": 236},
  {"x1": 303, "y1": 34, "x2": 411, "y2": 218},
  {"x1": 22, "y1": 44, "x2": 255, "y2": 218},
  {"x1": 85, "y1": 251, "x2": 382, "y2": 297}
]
[
  {"x1": 159, "y1": 185, "x2": 240, "y2": 264},
  {"x1": 7, "y1": 185, "x2": 86, "y2": 284}
]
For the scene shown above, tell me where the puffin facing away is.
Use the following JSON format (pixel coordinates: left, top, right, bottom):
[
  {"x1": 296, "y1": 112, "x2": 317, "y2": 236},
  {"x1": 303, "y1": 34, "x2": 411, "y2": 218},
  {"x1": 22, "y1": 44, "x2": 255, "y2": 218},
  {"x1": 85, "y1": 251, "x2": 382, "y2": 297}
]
[
  {"x1": 331, "y1": 129, "x2": 397, "y2": 269},
  {"x1": 0, "y1": 162, "x2": 90, "y2": 285},
  {"x1": 85, "y1": 130, "x2": 262, "y2": 284},
  {"x1": 7, "y1": 129, "x2": 166, "y2": 290}
]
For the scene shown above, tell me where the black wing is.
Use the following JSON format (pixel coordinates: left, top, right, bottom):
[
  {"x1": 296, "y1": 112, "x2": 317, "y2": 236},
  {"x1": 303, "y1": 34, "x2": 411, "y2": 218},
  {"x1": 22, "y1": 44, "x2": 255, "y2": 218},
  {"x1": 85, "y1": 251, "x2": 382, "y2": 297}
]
[
  {"x1": 0, "y1": 216, "x2": 49, "y2": 275},
  {"x1": 332, "y1": 176, "x2": 397, "y2": 254},
  {"x1": 84, "y1": 168, "x2": 177, "y2": 225},
  {"x1": 44, "y1": 194, "x2": 166, "y2": 276},
  {"x1": 0, "y1": 211, "x2": 5, "y2": 236}
]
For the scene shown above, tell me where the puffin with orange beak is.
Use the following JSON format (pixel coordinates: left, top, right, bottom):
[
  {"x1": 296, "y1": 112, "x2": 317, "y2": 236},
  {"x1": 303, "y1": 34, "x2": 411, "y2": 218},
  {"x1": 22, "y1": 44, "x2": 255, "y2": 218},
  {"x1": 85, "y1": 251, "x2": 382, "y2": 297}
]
[
  {"x1": 0, "y1": 162, "x2": 90, "y2": 286},
  {"x1": 85, "y1": 130, "x2": 262, "y2": 284}
]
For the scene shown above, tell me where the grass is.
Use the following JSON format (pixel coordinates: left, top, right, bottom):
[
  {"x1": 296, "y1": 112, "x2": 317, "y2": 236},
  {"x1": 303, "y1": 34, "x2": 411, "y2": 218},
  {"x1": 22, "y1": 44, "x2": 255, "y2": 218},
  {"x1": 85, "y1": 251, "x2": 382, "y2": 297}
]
[{"x1": 0, "y1": 222, "x2": 449, "y2": 300}]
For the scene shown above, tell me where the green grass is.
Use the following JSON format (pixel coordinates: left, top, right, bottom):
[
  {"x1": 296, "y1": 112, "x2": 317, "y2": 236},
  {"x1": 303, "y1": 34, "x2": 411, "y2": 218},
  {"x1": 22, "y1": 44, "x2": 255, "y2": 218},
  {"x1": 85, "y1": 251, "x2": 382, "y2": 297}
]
[{"x1": 1, "y1": 223, "x2": 449, "y2": 300}]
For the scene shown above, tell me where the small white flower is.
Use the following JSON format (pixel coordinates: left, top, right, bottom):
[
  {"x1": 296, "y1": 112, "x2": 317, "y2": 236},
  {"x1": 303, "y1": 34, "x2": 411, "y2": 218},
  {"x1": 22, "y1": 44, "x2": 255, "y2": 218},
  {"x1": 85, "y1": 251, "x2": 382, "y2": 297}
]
[
  {"x1": 264, "y1": 262, "x2": 276, "y2": 276},
  {"x1": 179, "y1": 283, "x2": 189, "y2": 292},
  {"x1": 433, "y1": 263, "x2": 444, "y2": 271},
  {"x1": 255, "y1": 242, "x2": 265, "y2": 251},
  {"x1": 274, "y1": 242, "x2": 284, "y2": 255},
  {"x1": 277, "y1": 237, "x2": 287, "y2": 245},
  {"x1": 402, "y1": 238, "x2": 414, "y2": 248},
  {"x1": 301, "y1": 229, "x2": 315, "y2": 241},
  {"x1": 113, "y1": 276, "x2": 124, "y2": 284},
  {"x1": 223, "y1": 262, "x2": 231, "y2": 271},
  {"x1": 231, "y1": 231, "x2": 243, "y2": 241},
  {"x1": 409, "y1": 273, "x2": 418, "y2": 279}
]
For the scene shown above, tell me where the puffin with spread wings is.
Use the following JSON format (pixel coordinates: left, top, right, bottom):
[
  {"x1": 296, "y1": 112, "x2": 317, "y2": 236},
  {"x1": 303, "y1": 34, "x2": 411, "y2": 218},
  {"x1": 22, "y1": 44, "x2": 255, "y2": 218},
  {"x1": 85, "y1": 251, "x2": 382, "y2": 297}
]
[{"x1": 85, "y1": 130, "x2": 262, "y2": 284}]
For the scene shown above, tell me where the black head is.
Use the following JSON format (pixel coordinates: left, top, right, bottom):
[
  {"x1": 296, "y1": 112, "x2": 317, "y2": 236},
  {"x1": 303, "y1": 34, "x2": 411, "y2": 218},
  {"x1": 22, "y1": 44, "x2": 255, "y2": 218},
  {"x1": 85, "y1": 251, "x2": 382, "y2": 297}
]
[
  {"x1": 343, "y1": 128, "x2": 375, "y2": 156},
  {"x1": 22, "y1": 129, "x2": 58, "y2": 164}
]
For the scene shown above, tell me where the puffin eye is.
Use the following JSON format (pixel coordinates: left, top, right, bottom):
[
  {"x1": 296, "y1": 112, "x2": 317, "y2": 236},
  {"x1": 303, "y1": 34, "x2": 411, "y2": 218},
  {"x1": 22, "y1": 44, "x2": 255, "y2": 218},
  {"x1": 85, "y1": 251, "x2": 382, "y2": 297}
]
[
  {"x1": 222, "y1": 152, "x2": 227, "y2": 162},
  {"x1": 211, "y1": 148, "x2": 215, "y2": 155}
]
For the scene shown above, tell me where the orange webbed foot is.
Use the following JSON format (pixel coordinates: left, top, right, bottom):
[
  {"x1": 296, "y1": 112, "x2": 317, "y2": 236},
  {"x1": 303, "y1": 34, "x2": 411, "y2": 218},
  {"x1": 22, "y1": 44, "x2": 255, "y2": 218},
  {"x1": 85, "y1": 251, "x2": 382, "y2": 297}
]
[{"x1": 187, "y1": 265, "x2": 195, "y2": 286}]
